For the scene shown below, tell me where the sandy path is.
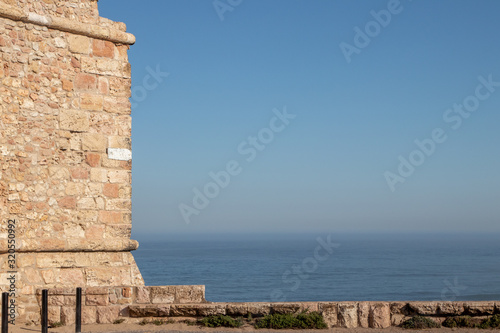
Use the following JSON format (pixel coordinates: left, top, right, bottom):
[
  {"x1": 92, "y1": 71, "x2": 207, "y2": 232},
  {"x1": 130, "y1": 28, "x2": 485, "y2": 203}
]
[{"x1": 6, "y1": 322, "x2": 488, "y2": 333}]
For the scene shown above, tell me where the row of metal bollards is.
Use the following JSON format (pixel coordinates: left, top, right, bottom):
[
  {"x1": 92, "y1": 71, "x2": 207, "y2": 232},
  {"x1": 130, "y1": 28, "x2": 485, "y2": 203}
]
[{"x1": 1, "y1": 288, "x2": 82, "y2": 333}]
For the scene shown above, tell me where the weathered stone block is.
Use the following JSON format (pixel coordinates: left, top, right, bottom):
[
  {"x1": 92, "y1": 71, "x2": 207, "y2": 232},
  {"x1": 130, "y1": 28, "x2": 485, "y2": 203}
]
[
  {"x1": 437, "y1": 302, "x2": 465, "y2": 315},
  {"x1": 48, "y1": 306, "x2": 61, "y2": 324},
  {"x1": 319, "y1": 303, "x2": 338, "y2": 328},
  {"x1": 61, "y1": 306, "x2": 75, "y2": 325},
  {"x1": 338, "y1": 302, "x2": 358, "y2": 328},
  {"x1": 103, "y1": 96, "x2": 131, "y2": 114},
  {"x1": 86, "y1": 294, "x2": 109, "y2": 306},
  {"x1": 68, "y1": 35, "x2": 91, "y2": 54},
  {"x1": 81, "y1": 93, "x2": 103, "y2": 111},
  {"x1": 358, "y1": 301, "x2": 370, "y2": 328},
  {"x1": 391, "y1": 314, "x2": 407, "y2": 326},
  {"x1": 105, "y1": 224, "x2": 132, "y2": 238},
  {"x1": 464, "y1": 301, "x2": 495, "y2": 315},
  {"x1": 48, "y1": 295, "x2": 65, "y2": 306},
  {"x1": 271, "y1": 303, "x2": 302, "y2": 314},
  {"x1": 106, "y1": 199, "x2": 131, "y2": 210},
  {"x1": 85, "y1": 225, "x2": 104, "y2": 240},
  {"x1": 90, "y1": 168, "x2": 108, "y2": 183},
  {"x1": 408, "y1": 301, "x2": 438, "y2": 315},
  {"x1": 369, "y1": 302, "x2": 391, "y2": 329},
  {"x1": 82, "y1": 133, "x2": 107, "y2": 152},
  {"x1": 98, "y1": 211, "x2": 123, "y2": 223},
  {"x1": 197, "y1": 304, "x2": 226, "y2": 316},
  {"x1": 96, "y1": 58, "x2": 122, "y2": 76},
  {"x1": 75, "y1": 73, "x2": 97, "y2": 91},
  {"x1": 58, "y1": 196, "x2": 76, "y2": 209},
  {"x1": 175, "y1": 285, "x2": 205, "y2": 304},
  {"x1": 65, "y1": 182, "x2": 85, "y2": 196},
  {"x1": 103, "y1": 183, "x2": 119, "y2": 198},
  {"x1": 226, "y1": 304, "x2": 248, "y2": 316},
  {"x1": 86, "y1": 153, "x2": 101, "y2": 167},
  {"x1": 157, "y1": 306, "x2": 170, "y2": 317},
  {"x1": 59, "y1": 109, "x2": 89, "y2": 132},
  {"x1": 93, "y1": 39, "x2": 115, "y2": 58},
  {"x1": 170, "y1": 304, "x2": 197, "y2": 317},
  {"x1": 149, "y1": 286, "x2": 175, "y2": 304},
  {"x1": 41, "y1": 270, "x2": 58, "y2": 284},
  {"x1": 62, "y1": 79, "x2": 73, "y2": 91},
  {"x1": 135, "y1": 286, "x2": 150, "y2": 304},
  {"x1": 122, "y1": 287, "x2": 132, "y2": 298},
  {"x1": 59, "y1": 269, "x2": 85, "y2": 286},
  {"x1": 128, "y1": 305, "x2": 158, "y2": 317},
  {"x1": 64, "y1": 296, "x2": 76, "y2": 306},
  {"x1": 390, "y1": 301, "x2": 408, "y2": 315},
  {"x1": 71, "y1": 167, "x2": 89, "y2": 180},
  {"x1": 82, "y1": 306, "x2": 97, "y2": 324},
  {"x1": 96, "y1": 306, "x2": 120, "y2": 324},
  {"x1": 108, "y1": 170, "x2": 130, "y2": 183},
  {"x1": 247, "y1": 303, "x2": 271, "y2": 316},
  {"x1": 99, "y1": 77, "x2": 109, "y2": 94}
]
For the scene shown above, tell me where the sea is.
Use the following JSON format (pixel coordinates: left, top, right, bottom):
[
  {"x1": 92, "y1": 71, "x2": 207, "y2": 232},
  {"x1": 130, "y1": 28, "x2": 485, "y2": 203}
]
[{"x1": 132, "y1": 233, "x2": 500, "y2": 303}]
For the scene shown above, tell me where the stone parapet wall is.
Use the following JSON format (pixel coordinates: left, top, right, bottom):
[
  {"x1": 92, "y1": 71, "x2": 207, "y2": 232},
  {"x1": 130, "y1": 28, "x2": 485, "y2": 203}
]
[
  {"x1": 33, "y1": 286, "x2": 206, "y2": 325},
  {"x1": 0, "y1": 0, "x2": 134, "y2": 43},
  {"x1": 16, "y1": 284, "x2": 498, "y2": 328},
  {"x1": 1, "y1": 0, "x2": 100, "y2": 25},
  {"x1": 128, "y1": 299, "x2": 499, "y2": 329}
]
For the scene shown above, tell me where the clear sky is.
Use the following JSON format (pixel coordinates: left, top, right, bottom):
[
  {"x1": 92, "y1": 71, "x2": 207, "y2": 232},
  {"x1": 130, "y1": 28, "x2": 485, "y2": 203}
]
[{"x1": 99, "y1": 0, "x2": 500, "y2": 235}]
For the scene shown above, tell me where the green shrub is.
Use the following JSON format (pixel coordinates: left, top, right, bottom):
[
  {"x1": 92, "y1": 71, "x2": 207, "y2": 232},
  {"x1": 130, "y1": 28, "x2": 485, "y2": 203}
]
[
  {"x1": 442, "y1": 316, "x2": 476, "y2": 328},
  {"x1": 184, "y1": 319, "x2": 197, "y2": 326},
  {"x1": 151, "y1": 319, "x2": 163, "y2": 326},
  {"x1": 479, "y1": 314, "x2": 500, "y2": 329},
  {"x1": 198, "y1": 315, "x2": 242, "y2": 328},
  {"x1": 254, "y1": 311, "x2": 327, "y2": 329},
  {"x1": 113, "y1": 318, "x2": 125, "y2": 324},
  {"x1": 401, "y1": 316, "x2": 440, "y2": 329},
  {"x1": 138, "y1": 319, "x2": 149, "y2": 326},
  {"x1": 49, "y1": 322, "x2": 64, "y2": 328}
]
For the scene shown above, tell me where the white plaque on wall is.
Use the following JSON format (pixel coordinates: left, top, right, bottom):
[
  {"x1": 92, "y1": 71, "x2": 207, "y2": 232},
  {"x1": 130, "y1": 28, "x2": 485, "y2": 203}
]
[{"x1": 107, "y1": 148, "x2": 132, "y2": 161}]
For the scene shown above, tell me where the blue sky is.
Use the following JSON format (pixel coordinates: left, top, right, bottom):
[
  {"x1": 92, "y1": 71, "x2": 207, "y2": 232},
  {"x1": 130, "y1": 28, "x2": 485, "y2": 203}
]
[{"x1": 99, "y1": 0, "x2": 500, "y2": 235}]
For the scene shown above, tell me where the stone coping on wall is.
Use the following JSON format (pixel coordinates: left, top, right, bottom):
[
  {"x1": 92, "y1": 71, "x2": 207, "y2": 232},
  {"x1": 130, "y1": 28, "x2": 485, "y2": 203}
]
[
  {"x1": 0, "y1": 1, "x2": 135, "y2": 44},
  {"x1": 33, "y1": 286, "x2": 499, "y2": 328}
]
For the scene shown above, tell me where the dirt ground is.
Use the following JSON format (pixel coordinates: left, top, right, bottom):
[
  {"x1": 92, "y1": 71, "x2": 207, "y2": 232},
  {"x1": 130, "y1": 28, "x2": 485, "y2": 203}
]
[{"x1": 5, "y1": 322, "x2": 492, "y2": 333}]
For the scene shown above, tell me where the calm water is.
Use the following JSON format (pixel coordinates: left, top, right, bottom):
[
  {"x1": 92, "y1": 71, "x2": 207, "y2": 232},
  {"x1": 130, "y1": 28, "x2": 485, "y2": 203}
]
[{"x1": 132, "y1": 233, "x2": 500, "y2": 302}]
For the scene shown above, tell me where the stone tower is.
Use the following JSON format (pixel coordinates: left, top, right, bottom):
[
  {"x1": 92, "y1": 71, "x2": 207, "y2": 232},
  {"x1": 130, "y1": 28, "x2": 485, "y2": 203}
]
[{"x1": 0, "y1": 0, "x2": 144, "y2": 323}]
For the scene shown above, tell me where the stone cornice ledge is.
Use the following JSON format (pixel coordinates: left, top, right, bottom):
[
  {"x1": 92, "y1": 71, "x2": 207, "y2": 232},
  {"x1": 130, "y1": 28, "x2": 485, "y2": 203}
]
[
  {"x1": 0, "y1": 2, "x2": 135, "y2": 45},
  {"x1": 0, "y1": 239, "x2": 139, "y2": 253}
]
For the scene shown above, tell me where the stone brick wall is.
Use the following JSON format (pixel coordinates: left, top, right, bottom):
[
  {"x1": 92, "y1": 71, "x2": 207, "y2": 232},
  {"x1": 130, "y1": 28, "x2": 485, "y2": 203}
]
[
  {"x1": 0, "y1": 0, "x2": 143, "y2": 324},
  {"x1": 129, "y1": 300, "x2": 499, "y2": 329},
  {"x1": 43, "y1": 286, "x2": 206, "y2": 325},
  {"x1": 18, "y1": 285, "x2": 500, "y2": 327}
]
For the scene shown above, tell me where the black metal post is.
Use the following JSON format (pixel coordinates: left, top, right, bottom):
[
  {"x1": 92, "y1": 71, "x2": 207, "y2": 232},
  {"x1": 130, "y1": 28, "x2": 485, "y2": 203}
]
[
  {"x1": 75, "y1": 288, "x2": 82, "y2": 333},
  {"x1": 41, "y1": 290, "x2": 48, "y2": 333},
  {"x1": 2, "y1": 292, "x2": 8, "y2": 333}
]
